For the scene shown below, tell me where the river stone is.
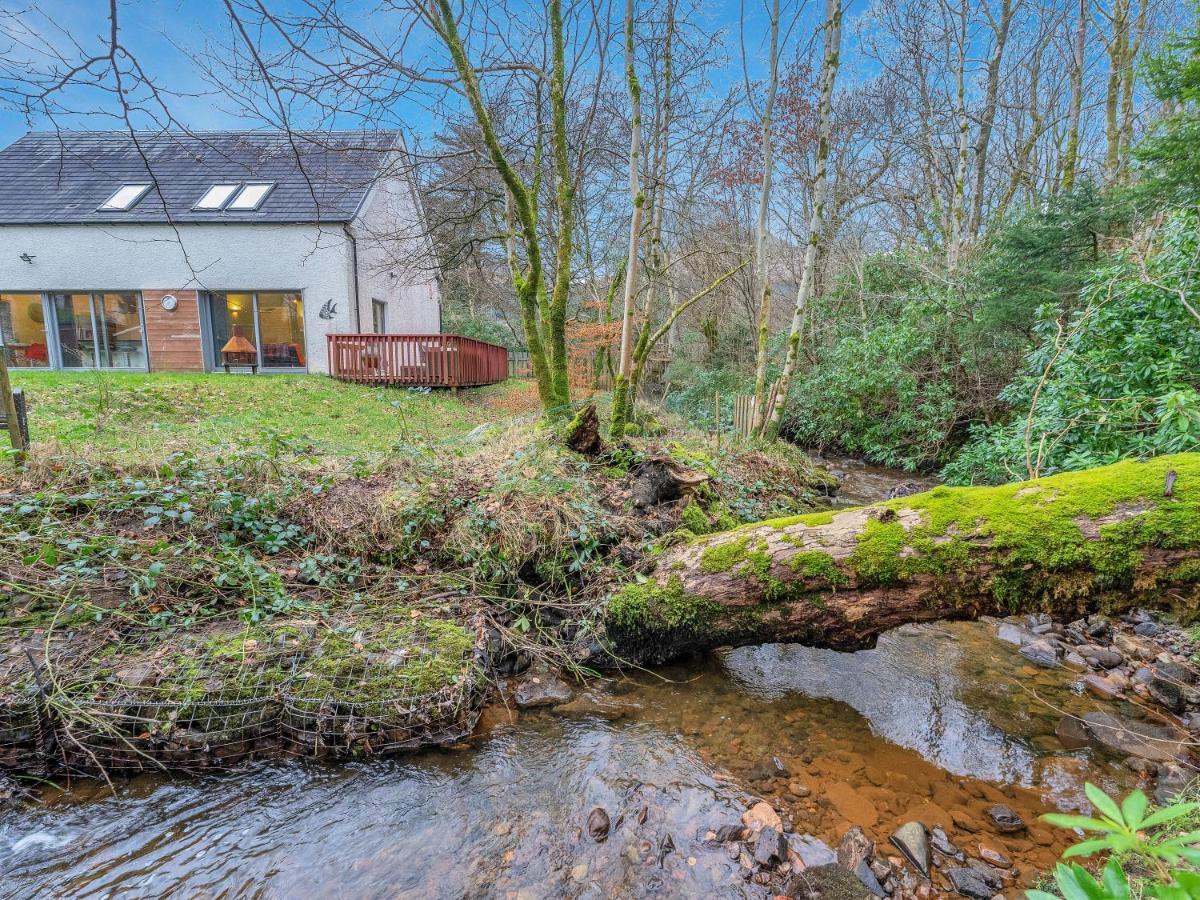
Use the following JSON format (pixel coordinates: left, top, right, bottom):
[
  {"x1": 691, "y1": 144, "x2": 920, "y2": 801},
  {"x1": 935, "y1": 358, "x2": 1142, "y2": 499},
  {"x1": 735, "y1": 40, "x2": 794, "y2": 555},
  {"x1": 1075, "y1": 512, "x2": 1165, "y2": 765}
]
[
  {"x1": 1114, "y1": 633, "x2": 1158, "y2": 661},
  {"x1": 587, "y1": 807, "x2": 610, "y2": 842},
  {"x1": 754, "y1": 826, "x2": 788, "y2": 867},
  {"x1": 1063, "y1": 652, "x2": 1088, "y2": 671},
  {"x1": 1148, "y1": 676, "x2": 1187, "y2": 713},
  {"x1": 1083, "y1": 673, "x2": 1124, "y2": 699},
  {"x1": 945, "y1": 867, "x2": 993, "y2": 899},
  {"x1": 742, "y1": 801, "x2": 782, "y2": 833},
  {"x1": 1156, "y1": 763, "x2": 1194, "y2": 805},
  {"x1": 837, "y1": 826, "x2": 875, "y2": 870},
  {"x1": 789, "y1": 834, "x2": 838, "y2": 868},
  {"x1": 983, "y1": 805, "x2": 1025, "y2": 834},
  {"x1": 889, "y1": 821, "x2": 930, "y2": 876},
  {"x1": 715, "y1": 823, "x2": 742, "y2": 843},
  {"x1": 852, "y1": 859, "x2": 887, "y2": 898},
  {"x1": 995, "y1": 624, "x2": 1032, "y2": 646},
  {"x1": 1055, "y1": 715, "x2": 1091, "y2": 749},
  {"x1": 1093, "y1": 649, "x2": 1123, "y2": 669},
  {"x1": 1019, "y1": 639, "x2": 1062, "y2": 668},
  {"x1": 826, "y1": 782, "x2": 879, "y2": 827},
  {"x1": 514, "y1": 673, "x2": 574, "y2": 708},
  {"x1": 1159, "y1": 660, "x2": 1196, "y2": 685},
  {"x1": 930, "y1": 825, "x2": 964, "y2": 861},
  {"x1": 1135, "y1": 621, "x2": 1161, "y2": 637},
  {"x1": 966, "y1": 860, "x2": 1005, "y2": 889},
  {"x1": 977, "y1": 845, "x2": 1011, "y2": 869},
  {"x1": 782, "y1": 863, "x2": 873, "y2": 900},
  {"x1": 1082, "y1": 711, "x2": 1185, "y2": 762}
]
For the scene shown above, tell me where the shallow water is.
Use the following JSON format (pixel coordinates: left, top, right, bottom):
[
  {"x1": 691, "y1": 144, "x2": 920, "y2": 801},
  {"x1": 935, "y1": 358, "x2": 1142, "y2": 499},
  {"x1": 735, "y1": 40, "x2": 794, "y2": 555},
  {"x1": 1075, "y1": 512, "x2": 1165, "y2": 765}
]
[
  {"x1": 0, "y1": 620, "x2": 1149, "y2": 898},
  {"x1": 813, "y1": 454, "x2": 939, "y2": 508},
  {"x1": 0, "y1": 457, "x2": 1153, "y2": 898}
]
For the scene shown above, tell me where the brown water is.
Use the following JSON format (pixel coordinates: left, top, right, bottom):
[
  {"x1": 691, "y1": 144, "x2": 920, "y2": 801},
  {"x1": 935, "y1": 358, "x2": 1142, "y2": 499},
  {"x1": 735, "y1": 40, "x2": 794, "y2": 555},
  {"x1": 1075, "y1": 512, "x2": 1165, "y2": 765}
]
[
  {"x1": 0, "y1": 458, "x2": 1148, "y2": 898},
  {"x1": 812, "y1": 453, "x2": 939, "y2": 508},
  {"x1": 0, "y1": 621, "x2": 1147, "y2": 898}
]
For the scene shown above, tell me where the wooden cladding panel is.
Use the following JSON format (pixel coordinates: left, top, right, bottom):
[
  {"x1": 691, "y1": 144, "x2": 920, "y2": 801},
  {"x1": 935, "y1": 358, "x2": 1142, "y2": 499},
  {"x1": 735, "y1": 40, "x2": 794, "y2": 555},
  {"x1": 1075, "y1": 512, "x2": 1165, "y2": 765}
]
[{"x1": 142, "y1": 290, "x2": 205, "y2": 372}]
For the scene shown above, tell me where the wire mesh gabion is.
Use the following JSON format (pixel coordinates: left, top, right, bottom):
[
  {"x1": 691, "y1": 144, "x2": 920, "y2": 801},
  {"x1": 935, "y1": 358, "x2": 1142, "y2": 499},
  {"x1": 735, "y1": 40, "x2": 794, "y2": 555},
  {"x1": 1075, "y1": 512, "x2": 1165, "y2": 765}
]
[{"x1": 0, "y1": 610, "x2": 486, "y2": 775}]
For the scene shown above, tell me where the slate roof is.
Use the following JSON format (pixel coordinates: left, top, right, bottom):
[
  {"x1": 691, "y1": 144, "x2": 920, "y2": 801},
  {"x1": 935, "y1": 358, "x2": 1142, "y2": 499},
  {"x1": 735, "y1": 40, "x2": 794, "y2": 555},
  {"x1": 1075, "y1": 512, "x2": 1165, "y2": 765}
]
[{"x1": 0, "y1": 130, "x2": 400, "y2": 225}]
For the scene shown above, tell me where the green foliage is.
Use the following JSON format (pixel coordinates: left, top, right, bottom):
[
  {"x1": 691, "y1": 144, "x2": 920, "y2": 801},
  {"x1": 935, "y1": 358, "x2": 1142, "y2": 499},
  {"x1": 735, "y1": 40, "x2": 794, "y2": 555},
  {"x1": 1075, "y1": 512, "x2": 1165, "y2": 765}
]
[
  {"x1": 1134, "y1": 8, "x2": 1200, "y2": 208},
  {"x1": 776, "y1": 250, "x2": 1038, "y2": 471},
  {"x1": 945, "y1": 210, "x2": 1200, "y2": 485},
  {"x1": 1030, "y1": 782, "x2": 1200, "y2": 900}
]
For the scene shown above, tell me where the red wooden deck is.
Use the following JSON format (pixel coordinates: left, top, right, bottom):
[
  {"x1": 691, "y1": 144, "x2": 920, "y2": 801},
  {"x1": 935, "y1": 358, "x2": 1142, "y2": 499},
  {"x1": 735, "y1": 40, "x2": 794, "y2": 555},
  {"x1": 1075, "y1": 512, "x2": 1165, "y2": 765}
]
[{"x1": 327, "y1": 334, "x2": 509, "y2": 387}]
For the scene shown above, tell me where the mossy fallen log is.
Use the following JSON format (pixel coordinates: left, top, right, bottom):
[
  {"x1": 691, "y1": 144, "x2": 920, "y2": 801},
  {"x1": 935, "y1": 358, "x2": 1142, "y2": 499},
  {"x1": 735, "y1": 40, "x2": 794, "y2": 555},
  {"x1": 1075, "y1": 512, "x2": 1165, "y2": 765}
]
[{"x1": 605, "y1": 454, "x2": 1200, "y2": 665}]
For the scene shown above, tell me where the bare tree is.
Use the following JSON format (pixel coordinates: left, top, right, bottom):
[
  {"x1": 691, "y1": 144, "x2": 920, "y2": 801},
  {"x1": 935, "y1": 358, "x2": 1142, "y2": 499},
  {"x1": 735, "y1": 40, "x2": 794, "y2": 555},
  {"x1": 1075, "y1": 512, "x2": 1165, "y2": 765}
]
[{"x1": 764, "y1": 0, "x2": 842, "y2": 438}]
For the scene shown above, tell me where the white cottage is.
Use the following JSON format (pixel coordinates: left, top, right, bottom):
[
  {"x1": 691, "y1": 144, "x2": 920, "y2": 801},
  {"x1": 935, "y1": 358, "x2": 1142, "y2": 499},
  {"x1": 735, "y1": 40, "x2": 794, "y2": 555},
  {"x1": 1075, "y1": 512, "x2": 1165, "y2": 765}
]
[{"x1": 0, "y1": 130, "x2": 441, "y2": 374}]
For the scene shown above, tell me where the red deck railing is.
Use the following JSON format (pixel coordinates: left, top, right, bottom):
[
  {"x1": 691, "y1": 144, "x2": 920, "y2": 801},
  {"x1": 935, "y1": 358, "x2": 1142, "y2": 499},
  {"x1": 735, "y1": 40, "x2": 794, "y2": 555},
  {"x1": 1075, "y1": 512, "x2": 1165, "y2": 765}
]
[{"x1": 327, "y1": 333, "x2": 510, "y2": 387}]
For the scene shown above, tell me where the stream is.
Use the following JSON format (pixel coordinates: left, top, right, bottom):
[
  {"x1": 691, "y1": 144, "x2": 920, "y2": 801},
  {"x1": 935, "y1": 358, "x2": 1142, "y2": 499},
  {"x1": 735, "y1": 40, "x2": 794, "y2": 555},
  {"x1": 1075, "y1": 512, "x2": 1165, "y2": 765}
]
[{"x1": 0, "y1": 457, "x2": 1165, "y2": 898}]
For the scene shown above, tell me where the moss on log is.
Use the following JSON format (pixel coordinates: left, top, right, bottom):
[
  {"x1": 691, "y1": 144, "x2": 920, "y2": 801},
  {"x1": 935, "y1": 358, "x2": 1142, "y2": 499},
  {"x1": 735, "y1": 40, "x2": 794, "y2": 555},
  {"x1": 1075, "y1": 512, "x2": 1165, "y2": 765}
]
[{"x1": 605, "y1": 454, "x2": 1200, "y2": 664}]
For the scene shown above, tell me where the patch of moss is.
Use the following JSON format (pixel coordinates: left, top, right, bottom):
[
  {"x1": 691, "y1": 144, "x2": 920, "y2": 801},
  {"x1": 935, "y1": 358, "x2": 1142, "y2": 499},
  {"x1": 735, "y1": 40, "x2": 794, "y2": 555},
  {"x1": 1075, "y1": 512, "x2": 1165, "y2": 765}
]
[
  {"x1": 754, "y1": 510, "x2": 836, "y2": 530},
  {"x1": 826, "y1": 455, "x2": 1200, "y2": 598},
  {"x1": 699, "y1": 536, "x2": 750, "y2": 574},
  {"x1": 292, "y1": 616, "x2": 476, "y2": 705},
  {"x1": 681, "y1": 502, "x2": 711, "y2": 535},
  {"x1": 849, "y1": 519, "x2": 908, "y2": 586},
  {"x1": 789, "y1": 551, "x2": 848, "y2": 586},
  {"x1": 1167, "y1": 559, "x2": 1200, "y2": 583},
  {"x1": 607, "y1": 576, "x2": 721, "y2": 632}
]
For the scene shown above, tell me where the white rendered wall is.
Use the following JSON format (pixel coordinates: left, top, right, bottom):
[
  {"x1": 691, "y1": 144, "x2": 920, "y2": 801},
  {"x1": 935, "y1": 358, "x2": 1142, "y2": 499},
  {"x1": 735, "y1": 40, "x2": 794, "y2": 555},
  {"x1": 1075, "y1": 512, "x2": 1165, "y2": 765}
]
[
  {"x1": 0, "y1": 222, "x2": 357, "y2": 372},
  {"x1": 350, "y1": 160, "x2": 442, "y2": 334}
]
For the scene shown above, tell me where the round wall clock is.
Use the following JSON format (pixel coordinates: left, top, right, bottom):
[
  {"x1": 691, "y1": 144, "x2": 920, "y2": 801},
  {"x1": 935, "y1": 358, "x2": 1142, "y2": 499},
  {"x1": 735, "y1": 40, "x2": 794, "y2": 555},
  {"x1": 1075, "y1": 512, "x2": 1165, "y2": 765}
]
[{"x1": 160, "y1": 294, "x2": 179, "y2": 311}]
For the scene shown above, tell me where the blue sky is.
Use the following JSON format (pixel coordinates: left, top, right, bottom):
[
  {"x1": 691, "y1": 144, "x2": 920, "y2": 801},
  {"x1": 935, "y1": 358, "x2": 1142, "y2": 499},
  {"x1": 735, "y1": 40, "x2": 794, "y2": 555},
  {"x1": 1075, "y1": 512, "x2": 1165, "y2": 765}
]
[{"x1": 0, "y1": 0, "x2": 841, "y2": 147}]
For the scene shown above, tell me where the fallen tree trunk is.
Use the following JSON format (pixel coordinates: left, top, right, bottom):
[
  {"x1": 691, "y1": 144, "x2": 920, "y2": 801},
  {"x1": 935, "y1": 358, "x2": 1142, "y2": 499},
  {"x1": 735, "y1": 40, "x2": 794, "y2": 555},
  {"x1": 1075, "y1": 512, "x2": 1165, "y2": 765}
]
[{"x1": 605, "y1": 455, "x2": 1200, "y2": 665}]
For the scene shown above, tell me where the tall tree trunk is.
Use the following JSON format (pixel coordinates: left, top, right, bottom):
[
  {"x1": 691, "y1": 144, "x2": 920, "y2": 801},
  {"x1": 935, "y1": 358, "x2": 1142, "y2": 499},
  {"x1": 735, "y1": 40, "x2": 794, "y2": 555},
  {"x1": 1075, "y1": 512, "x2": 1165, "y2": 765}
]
[
  {"x1": 603, "y1": 455, "x2": 1200, "y2": 665},
  {"x1": 947, "y1": 0, "x2": 971, "y2": 272},
  {"x1": 1103, "y1": 0, "x2": 1130, "y2": 184},
  {"x1": 610, "y1": 0, "x2": 645, "y2": 438},
  {"x1": 434, "y1": 0, "x2": 570, "y2": 419},
  {"x1": 1061, "y1": 0, "x2": 1088, "y2": 192},
  {"x1": 760, "y1": 0, "x2": 842, "y2": 440},
  {"x1": 631, "y1": 0, "x2": 675, "y2": 411},
  {"x1": 750, "y1": 0, "x2": 781, "y2": 434},
  {"x1": 1117, "y1": 0, "x2": 1148, "y2": 182},
  {"x1": 969, "y1": 0, "x2": 1016, "y2": 238},
  {"x1": 545, "y1": 0, "x2": 574, "y2": 414}
]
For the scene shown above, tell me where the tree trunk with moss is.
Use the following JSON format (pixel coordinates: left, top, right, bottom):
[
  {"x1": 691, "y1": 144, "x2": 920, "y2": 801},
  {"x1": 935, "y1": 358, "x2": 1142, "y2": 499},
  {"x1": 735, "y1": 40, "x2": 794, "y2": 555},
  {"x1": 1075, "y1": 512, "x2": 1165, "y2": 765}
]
[{"x1": 604, "y1": 455, "x2": 1200, "y2": 665}]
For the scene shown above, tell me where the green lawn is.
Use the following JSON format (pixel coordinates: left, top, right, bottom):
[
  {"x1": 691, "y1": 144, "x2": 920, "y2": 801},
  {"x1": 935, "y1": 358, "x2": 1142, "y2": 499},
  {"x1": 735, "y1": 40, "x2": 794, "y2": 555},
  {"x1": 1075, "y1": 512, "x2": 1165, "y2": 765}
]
[{"x1": 9, "y1": 371, "x2": 531, "y2": 460}]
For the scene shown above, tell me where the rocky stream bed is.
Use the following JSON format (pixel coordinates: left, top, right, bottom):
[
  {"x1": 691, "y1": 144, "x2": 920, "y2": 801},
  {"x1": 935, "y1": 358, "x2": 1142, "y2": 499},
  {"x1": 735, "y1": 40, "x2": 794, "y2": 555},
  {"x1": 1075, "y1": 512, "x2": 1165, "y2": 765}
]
[{"x1": 1, "y1": 458, "x2": 1197, "y2": 898}]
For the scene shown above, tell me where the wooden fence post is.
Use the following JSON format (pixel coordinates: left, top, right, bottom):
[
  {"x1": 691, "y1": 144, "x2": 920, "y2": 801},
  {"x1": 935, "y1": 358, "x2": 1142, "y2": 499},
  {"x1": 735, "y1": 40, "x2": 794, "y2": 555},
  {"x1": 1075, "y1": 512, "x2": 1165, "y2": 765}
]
[
  {"x1": 0, "y1": 353, "x2": 26, "y2": 466},
  {"x1": 714, "y1": 391, "x2": 721, "y2": 452}
]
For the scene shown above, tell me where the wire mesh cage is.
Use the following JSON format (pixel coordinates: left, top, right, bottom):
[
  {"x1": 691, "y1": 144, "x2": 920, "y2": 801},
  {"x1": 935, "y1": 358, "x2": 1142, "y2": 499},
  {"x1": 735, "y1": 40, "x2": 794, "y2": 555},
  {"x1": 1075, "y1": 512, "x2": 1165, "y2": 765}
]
[{"x1": 0, "y1": 611, "x2": 486, "y2": 775}]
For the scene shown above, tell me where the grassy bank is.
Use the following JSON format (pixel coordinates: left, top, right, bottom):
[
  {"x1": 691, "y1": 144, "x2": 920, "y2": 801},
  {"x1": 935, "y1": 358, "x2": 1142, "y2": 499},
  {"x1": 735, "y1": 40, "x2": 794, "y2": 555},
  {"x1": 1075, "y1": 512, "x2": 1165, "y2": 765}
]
[
  {"x1": 0, "y1": 373, "x2": 833, "y2": 774},
  {"x1": 8, "y1": 371, "x2": 538, "y2": 461}
]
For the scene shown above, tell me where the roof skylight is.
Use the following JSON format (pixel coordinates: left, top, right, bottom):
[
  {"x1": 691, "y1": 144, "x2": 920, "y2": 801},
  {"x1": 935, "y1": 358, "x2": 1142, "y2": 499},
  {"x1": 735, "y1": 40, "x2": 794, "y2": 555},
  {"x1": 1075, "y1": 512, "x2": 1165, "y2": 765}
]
[
  {"x1": 194, "y1": 183, "x2": 240, "y2": 210},
  {"x1": 99, "y1": 184, "x2": 151, "y2": 211},
  {"x1": 227, "y1": 182, "x2": 275, "y2": 210}
]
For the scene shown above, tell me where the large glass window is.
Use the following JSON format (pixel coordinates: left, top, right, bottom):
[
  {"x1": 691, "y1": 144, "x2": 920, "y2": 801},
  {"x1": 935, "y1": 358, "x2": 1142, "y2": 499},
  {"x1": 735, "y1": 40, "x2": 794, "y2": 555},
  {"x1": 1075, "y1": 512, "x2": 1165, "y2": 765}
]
[
  {"x1": 0, "y1": 294, "x2": 50, "y2": 368},
  {"x1": 51, "y1": 293, "x2": 146, "y2": 369},
  {"x1": 97, "y1": 293, "x2": 148, "y2": 368},
  {"x1": 206, "y1": 292, "x2": 305, "y2": 370},
  {"x1": 54, "y1": 294, "x2": 101, "y2": 368}
]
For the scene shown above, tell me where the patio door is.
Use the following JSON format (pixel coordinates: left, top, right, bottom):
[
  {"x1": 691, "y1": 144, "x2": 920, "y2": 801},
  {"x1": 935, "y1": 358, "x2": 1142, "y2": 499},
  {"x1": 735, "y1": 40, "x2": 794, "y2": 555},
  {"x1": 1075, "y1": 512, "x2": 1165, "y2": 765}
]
[
  {"x1": 51, "y1": 293, "x2": 148, "y2": 369},
  {"x1": 204, "y1": 292, "x2": 306, "y2": 370}
]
